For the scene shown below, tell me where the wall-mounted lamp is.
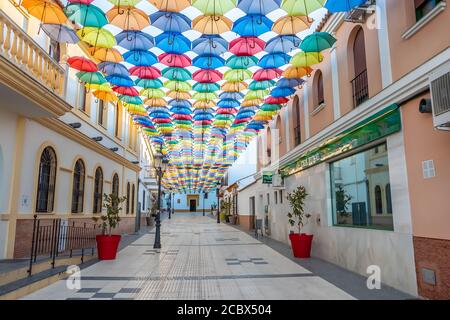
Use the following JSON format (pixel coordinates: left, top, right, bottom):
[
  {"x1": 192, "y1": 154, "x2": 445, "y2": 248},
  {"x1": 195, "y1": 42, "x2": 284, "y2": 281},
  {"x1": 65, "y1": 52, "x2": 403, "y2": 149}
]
[
  {"x1": 419, "y1": 99, "x2": 432, "y2": 114},
  {"x1": 92, "y1": 136, "x2": 103, "y2": 142},
  {"x1": 69, "y1": 122, "x2": 81, "y2": 129},
  {"x1": 109, "y1": 147, "x2": 119, "y2": 152},
  {"x1": 131, "y1": 161, "x2": 139, "y2": 164}
]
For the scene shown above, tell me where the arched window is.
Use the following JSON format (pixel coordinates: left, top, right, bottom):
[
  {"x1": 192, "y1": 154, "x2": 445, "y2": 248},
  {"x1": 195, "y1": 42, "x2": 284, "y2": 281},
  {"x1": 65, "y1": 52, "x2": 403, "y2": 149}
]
[
  {"x1": 112, "y1": 173, "x2": 119, "y2": 197},
  {"x1": 131, "y1": 184, "x2": 135, "y2": 214},
  {"x1": 126, "y1": 182, "x2": 130, "y2": 214},
  {"x1": 292, "y1": 95, "x2": 301, "y2": 146},
  {"x1": 386, "y1": 184, "x2": 392, "y2": 214},
  {"x1": 71, "y1": 159, "x2": 85, "y2": 213},
  {"x1": 315, "y1": 70, "x2": 324, "y2": 106},
  {"x1": 93, "y1": 167, "x2": 103, "y2": 213},
  {"x1": 352, "y1": 28, "x2": 369, "y2": 107},
  {"x1": 266, "y1": 127, "x2": 272, "y2": 164},
  {"x1": 375, "y1": 185, "x2": 383, "y2": 214},
  {"x1": 36, "y1": 147, "x2": 57, "y2": 213}
]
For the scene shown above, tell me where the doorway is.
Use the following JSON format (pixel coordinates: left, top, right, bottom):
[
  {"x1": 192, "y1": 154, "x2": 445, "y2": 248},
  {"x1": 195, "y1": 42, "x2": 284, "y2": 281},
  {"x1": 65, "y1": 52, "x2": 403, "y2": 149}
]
[
  {"x1": 249, "y1": 196, "x2": 255, "y2": 229},
  {"x1": 189, "y1": 199, "x2": 197, "y2": 212}
]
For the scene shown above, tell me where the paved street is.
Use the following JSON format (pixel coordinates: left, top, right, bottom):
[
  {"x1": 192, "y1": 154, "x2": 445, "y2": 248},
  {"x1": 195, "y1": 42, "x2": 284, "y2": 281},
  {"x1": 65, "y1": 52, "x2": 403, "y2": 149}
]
[{"x1": 23, "y1": 213, "x2": 356, "y2": 300}]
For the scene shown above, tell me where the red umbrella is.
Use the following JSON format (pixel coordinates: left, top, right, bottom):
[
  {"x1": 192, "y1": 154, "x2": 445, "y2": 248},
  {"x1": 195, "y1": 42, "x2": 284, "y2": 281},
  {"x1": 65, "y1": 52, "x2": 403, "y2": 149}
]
[
  {"x1": 159, "y1": 53, "x2": 191, "y2": 68},
  {"x1": 67, "y1": 56, "x2": 97, "y2": 72},
  {"x1": 253, "y1": 68, "x2": 282, "y2": 81},
  {"x1": 265, "y1": 96, "x2": 288, "y2": 104},
  {"x1": 229, "y1": 37, "x2": 265, "y2": 56},
  {"x1": 172, "y1": 114, "x2": 192, "y2": 121},
  {"x1": 216, "y1": 108, "x2": 237, "y2": 114},
  {"x1": 194, "y1": 120, "x2": 213, "y2": 126},
  {"x1": 113, "y1": 86, "x2": 139, "y2": 96},
  {"x1": 129, "y1": 66, "x2": 161, "y2": 79},
  {"x1": 193, "y1": 69, "x2": 222, "y2": 83},
  {"x1": 234, "y1": 118, "x2": 249, "y2": 124},
  {"x1": 152, "y1": 118, "x2": 172, "y2": 124}
]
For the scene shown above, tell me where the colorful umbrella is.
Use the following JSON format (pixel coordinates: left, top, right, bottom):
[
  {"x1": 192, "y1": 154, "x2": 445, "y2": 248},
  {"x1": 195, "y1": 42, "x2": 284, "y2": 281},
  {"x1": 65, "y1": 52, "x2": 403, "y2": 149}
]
[
  {"x1": 159, "y1": 53, "x2": 192, "y2": 68},
  {"x1": 77, "y1": 71, "x2": 107, "y2": 84},
  {"x1": 162, "y1": 67, "x2": 192, "y2": 81},
  {"x1": 300, "y1": 32, "x2": 337, "y2": 52},
  {"x1": 41, "y1": 24, "x2": 79, "y2": 43},
  {"x1": 265, "y1": 35, "x2": 301, "y2": 53},
  {"x1": 23, "y1": 0, "x2": 67, "y2": 24},
  {"x1": 113, "y1": 86, "x2": 139, "y2": 96},
  {"x1": 193, "y1": 69, "x2": 223, "y2": 83},
  {"x1": 222, "y1": 81, "x2": 247, "y2": 92},
  {"x1": 225, "y1": 55, "x2": 258, "y2": 69},
  {"x1": 64, "y1": 3, "x2": 108, "y2": 28},
  {"x1": 193, "y1": 82, "x2": 220, "y2": 92},
  {"x1": 192, "y1": 0, "x2": 237, "y2": 15},
  {"x1": 135, "y1": 78, "x2": 163, "y2": 89},
  {"x1": 232, "y1": 15, "x2": 273, "y2": 36},
  {"x1": 148, "y1": 0, "x2": 191, "y2": 12},
  {"x1": 67, "y1": 56, "x2": 98, "y2": 72},
  {"x1": 155, "y1": 32, "x2": 191, "y2": 53},
  {"x1": 93, "y1": 90, "x2": 118, "y2": 102},
  {"x1": 253, "y1": 68, "x2": 282, "y2": 81},
  {"x1": 229, "y1": 37, "x2": 265, "y2": 56},
  {"x1": 290, "y1": 52, "x2": 323, "y2": 67},
  {"x1": 193, "y1": 55, "x2": 225, "y2": 69},
  {"x1": 98, "y1": 62, "x2": 129, "y2": 76},
  {"x1": 258, "y1": 52, "x2": 291, "y2": 69},
  {"x1": 272, "y1": 16, "x2": 312, "y2": 35},
  {"x1": 192, "y1": 15, "x2": 233, "y2": 35},
  {"x1": 129, "y1": 66, "x2": 161, "y2": 79},
  {"x1": 106, "y1": 75, "x2": 134, "y2": 86},
  {"x1": 123, "y1": 50, "x2": 158, "y2": 66},
  {"x1": 150, "y1": 11, "x2": 191, "y2": 33},
  {"x1": 78, "y1": 27, "x2": 116, "y2": 48},
  {"x1": 237, "y1": 0, "x2": 282, "y2": 15},
  {"x1": 248, "y1": 80, "x2": 275, "y2": 90},
  {"x1": 224, "y1": 69, "x2": 253, "y2": 81},
  {"x1": 192, "y1": 35, "x2": 228, "y2": 55},
  {"x1": 324, "y1": 0, "x2": 366, "y2": 13},
  {"x1": 281, "y1": 0, "x2": 325, "y2": 16},
  {"x1": 283, "y1": 66, "x2": 313, "y2": 78},
  {"x1": 88, "y1": 47, "x2": 123, "y2": 62},
  {"x1": 115, "y1": 31, "x2": 154, "y2": 51},
  {"x1": 106, "y1": 7, "x2": 150, "y2": 30},
  {"x1": 165, "y1": 80, "x2": 192, "y2": 92}
]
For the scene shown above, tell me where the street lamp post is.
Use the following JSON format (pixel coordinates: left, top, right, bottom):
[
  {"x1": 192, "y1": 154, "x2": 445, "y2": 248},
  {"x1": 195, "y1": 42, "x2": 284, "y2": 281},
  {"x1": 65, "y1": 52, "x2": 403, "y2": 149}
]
[
  {"x1": 216, "y1": 184, "x2": 220, "y2": 224},
  {"x1": 153, "y1": 146, "x2": 168, "y2": 250},
  {"x1": 168, "y1": 192, "x2": 172, "y2": 220},
  {"x1": 202, "y1": 192, "x2": 205, "y2": 216}
]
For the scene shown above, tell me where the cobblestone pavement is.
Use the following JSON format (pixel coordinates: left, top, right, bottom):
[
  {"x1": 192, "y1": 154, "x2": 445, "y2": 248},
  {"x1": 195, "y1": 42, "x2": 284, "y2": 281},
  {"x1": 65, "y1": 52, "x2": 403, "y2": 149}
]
[{"x1": 23, "y1": 213, "x2": 355, "y2": 300}]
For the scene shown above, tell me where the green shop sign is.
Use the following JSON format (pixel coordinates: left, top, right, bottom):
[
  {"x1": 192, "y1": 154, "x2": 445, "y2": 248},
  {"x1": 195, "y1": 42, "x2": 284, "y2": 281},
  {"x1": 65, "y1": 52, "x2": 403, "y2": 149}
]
[
  {"x1": 262, "y1": 171, "x2": 274, "y2": 184},
  {"x1": 280, "y1": 104, "x2": 401, "y2": 177}
]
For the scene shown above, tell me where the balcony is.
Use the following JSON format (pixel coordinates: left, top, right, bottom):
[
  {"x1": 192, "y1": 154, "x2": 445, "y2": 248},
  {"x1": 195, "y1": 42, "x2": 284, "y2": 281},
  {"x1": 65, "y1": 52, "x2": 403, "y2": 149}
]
[
  {"x1": 0, "y1": 9, "x2": 71, "y2": 117},
  {"x1": 351, "y1": 69, "x2": 369, "y2": 108}
]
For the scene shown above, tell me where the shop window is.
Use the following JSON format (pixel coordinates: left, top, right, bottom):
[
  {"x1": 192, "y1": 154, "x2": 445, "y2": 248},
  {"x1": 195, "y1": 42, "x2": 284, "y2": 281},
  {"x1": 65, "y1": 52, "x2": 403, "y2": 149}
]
[
  {"x1": 71, "y1": 159, "x2": 85, "y2": 213},
  {"x1": 36, "y1": 147, "x2": 57, "y2": 213},
  {"x1": 330, "y1": 143, "x2": 393, "y2": 230},
  {"x1": 93, "y1": 167, "x2": 103, "y2": 213},
  {"x1": 415, "y1": 0, "x2": 442, "y2": 21}
]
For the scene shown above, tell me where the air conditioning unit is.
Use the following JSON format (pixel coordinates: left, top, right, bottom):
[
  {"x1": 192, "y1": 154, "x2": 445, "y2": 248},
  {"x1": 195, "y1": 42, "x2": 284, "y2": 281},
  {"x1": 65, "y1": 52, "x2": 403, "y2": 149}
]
[
  {"x1": 430, "y1": 63, "x2": 450, "y2": 131},
  {"x1": 271, "y1": 174, "x2": 285, "y2": 189},
  {"x1": 344, "y1": 0, "x2": 376, "y2": 23}
]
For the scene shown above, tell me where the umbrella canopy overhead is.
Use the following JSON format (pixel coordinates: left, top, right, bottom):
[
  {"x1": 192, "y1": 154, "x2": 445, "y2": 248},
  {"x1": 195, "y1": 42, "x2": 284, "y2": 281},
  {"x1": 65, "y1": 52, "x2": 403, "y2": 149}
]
[{"x1": 22, "y1": 0, "x2": 330, "y2": 192}]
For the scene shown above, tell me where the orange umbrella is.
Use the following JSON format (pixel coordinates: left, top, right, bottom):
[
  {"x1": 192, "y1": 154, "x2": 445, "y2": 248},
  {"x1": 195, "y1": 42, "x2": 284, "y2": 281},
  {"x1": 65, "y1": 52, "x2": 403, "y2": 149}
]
[
  {"x1": 193, "y1": 100, "x2": 216, "y2": 109},
  {"x1": 272, "y1": 16, "x2": 312, "y2": 35},
  {"x1": 221, "y1": 81, "x2": 247, "y2": 92},
  {"x1": 106, "y1": 7, "x2": 150, "y2": 30},
  {"x1": 22, "y1": 0, "x2": 67, "y2": 24},
  {"x1": 145, "y1": 98, "x2": 167, "y2": 107},
  {"x1": 167, "y1": 91, "x2": 192, "y2": 100},
  {"x1": 241, "y1": 99, "x2": 263, "y2": 107},
  {"x1": 88, "y1": 47, "x2": 123, "y2": 63},
  {"x1": 283, "y1": 66, "x2": 314, "y2": 78},
  {"x1": 192, "y1": 15, "x2": 232, "y2": 35},
  {"x1": 148, "y1": 0, "x2": 191, "y2": 12},
  {"x1": 93, "y1": 90, "x2": 118, "y2": 102}
]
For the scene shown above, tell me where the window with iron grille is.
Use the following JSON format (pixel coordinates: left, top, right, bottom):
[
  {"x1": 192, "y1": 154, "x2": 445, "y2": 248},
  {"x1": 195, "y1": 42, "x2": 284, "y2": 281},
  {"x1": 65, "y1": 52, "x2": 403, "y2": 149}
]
[
  {"x1": 131, "y1": 184, "x2": 135, "y2": 214},
  {"x1": 93, "y1": 167, "x2": 103, "y2": 213},
  {"x1": 126, "y1": 182, "x2": 130, "y2": 214},
  {"x1": 71, "y1": 159, "x2": 85, "y2": 213},
  {"x1": 351, "y1": 28, "x2": 369, "y2": 108},
  {"x1": 415, "y1": 0, "x2": 443, "y2": 21},
  {"x1": 36, "y1": 147, "x2": 57, "y2": 213}
]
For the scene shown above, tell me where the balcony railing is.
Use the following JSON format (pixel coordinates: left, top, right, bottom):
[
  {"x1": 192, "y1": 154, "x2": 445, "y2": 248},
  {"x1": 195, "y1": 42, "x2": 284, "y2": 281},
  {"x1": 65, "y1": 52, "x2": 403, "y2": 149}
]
[
  {"x1": 0, "y1": 9, "x2": 65, "y2": 97},
  {"x1": 351, "y1": 69, "x2": 369, "y2": 108}
]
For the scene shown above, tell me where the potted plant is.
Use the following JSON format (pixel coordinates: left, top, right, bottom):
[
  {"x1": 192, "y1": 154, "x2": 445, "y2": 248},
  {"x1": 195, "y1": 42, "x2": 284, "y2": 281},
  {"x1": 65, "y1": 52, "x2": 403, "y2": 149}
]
[
  {"x1": 92, "y1": 193, "x2": 126, "y2": 260},
  {"x1": 220, "y1": 201, "x2": 231, "y2": 222},
  {"x1": 287, "y1": 186, "x2": 313, "y2": 258}
]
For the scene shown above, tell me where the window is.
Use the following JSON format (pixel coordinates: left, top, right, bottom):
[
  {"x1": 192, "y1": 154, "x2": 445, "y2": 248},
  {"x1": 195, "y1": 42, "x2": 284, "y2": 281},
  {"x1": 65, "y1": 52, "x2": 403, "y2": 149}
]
[
  {"x1": 386, "y1": 184, "x2": 392, "y2": 214},
  {"x1": 78, "y1": 84, "x2": 87, "y2": 112},
  {"x1": 415, "y1": 0, "x2": 442, "y2": 21},
  {"x1": 71, "y1": 159, "x2": 85, "y2": 213},
  {"x1": 48, "y1": 39, "x2": 60, "y2": 62},
  {"x1": 279, "y1": 190, "x2": 283, "y2": 204},
  {"x1": 93, "y1": 167, "x2": 103, "y2": 213},
  {"x1": 98, "y1": 100, "x2": 106, "y2": 127},
  {"x1": 115, "y1": 104, "x2": 122, "y2": 138},
  {"x1": 267, "y1": 193, "x2": 270, "y2": 205},
  {"x1": 293, "y1": 95, "x2": 301, "y2": 146},
  {"x1": 131, "y1": 184, "x2": 135, "y2": 214},
  {"x1": 112, "y1": 173, "x2": 119, "y2": 197},
  {"x1": 266, "y1": 127, "x2": 271, "y2": 164},
  {"x1": 204, "y1": 193, "x2": 208, "y2": 199},
  {"x1": 126, "y1": 182, "x2": 130, "y2": 214},
  {"x1": 142, "y1": 190, "x2": 146, "y2": 211},
  {"x1": 274, "y1": 191, "x2": 278, "y2": 204},
  {"x1": 315, "y1": 70, "x2": 325, "y2": 107},
  {"x1": 36, "y1": 147, "x2": 57, "y2": 213},
  {"x1": 351, "y1": 28, "x2": 369, "y2": 108},
  {"x1": 330, "y1": 143, "x2": 393, "y2": 230}
]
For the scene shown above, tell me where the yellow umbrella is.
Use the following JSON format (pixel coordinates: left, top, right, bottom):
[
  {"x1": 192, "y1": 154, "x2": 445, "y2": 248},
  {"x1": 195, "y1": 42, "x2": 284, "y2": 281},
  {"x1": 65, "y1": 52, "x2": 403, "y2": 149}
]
[
  {"x1": 291, "y1": 52, "x2": 323, "y2": 67},
  {"x1": 148, "y1": 0, "x2": 191, "y2": 12},
  {"x1": 241, "y1": 99, "x2": 263, "y2": 107},
  {"x1": 283, "y1": 66, "x2": 313, "y2": 78},
  {"x1": 272, "y1": 16, "x2": 312, "y2": 35},
  {"x1": 144, "y1": 98, "x2": 167, "y2": 107},
  {"x1": 23, "y1": 0, "x2": 67, "y2": 24},
  {"x1": 221, "y1": 81, "x2": 247, "y2": 92},
  {"x1": 124, "y1": 104, "x2": 147, "y2": 116},
  {"x1": 78, "y1": 27, "x2": 116, "y2": 49},
  {"x1": 167, "y1": 91, "x2": 192, "y2": 100},
  {"x1": 193, "y1": 100, "x2": 216, "y2": 109},
  {"x1": 253, "y1": 115, "x2": 273, "y2": 121},
  {"x1": 88, "y1": 47, "x2": 123, "y2": 63},
  {"x1": 192, "y1": 15, "x2": 232, "y2": 35},
  {"x1": 85, "y1": 83, "x2": 112, "y2": 91},
  {"x1": 93, "y1": 90, "x2": 118, "y2": 102},
  {"x1": 106, "y1": 7, "x2": 150, "y2": 30}
]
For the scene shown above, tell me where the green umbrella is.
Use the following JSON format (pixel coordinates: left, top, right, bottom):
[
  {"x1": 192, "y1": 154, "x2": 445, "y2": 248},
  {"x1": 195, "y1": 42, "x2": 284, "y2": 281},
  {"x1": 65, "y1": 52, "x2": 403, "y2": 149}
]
[
  {"x1": 244, "y1": 89, "x2": 269, "y2": 100},
  {"x1": 248, "y1": 80, "x2": 275, "y2": 90},
  {"x1": 135, "y1": 78, "x2": 163, "y2": 89},
  {"x1": 192, "y1": 0, "x2": 237, "y2": 15},
  {"x1": 300, "y1": 32, "x2": 337, "y2": 52},
  {"x1": 281, "y1": 0, "x2": 326, "y2": 16},
  {"x1": 165, "y1": 80, "x2": 192, "y2": 92},
  {"x1": 193, "y1": 82, "x2": 220, "y2": 93},
  {"x1": 120, "y1": 95, "x2": 143, "y2": 105},
  {"x1": 290, "y1": 51, "x2": 323, "y2": 67},
  {"x1": 224, "y1": 69, "x2": 252, "y2": 82},
  {"x1": 162, "y1": 67, "x2": 191, "y2": 81},
  {"x1": 260, "y1": 103, "x2": 282, "y2": 111},
  {"x1": 225, "y1": 55, "x2": 258, "y2": 69},
  {"x1": 64, "y1": 3, "x2": 108, "y2": 28},
  {"x1": 193, "y1": 92, "x2": 218, "y2": 101},
  {"x1": 140, "y1": 88, "x2": 165, "y2": 99},
  {"x1": 76, "y1": 71, "x2": 107, "y2": 84},
  {"x1": 78, "y1": 27, "x2": 116, "y2": 48}
]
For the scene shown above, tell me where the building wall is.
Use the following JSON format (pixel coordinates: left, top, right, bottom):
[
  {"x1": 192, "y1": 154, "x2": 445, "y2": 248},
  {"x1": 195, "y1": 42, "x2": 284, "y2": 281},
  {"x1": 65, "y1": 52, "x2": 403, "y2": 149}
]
[{"x1": 172, "y1": 192, "x2": 217, "y2": 212}]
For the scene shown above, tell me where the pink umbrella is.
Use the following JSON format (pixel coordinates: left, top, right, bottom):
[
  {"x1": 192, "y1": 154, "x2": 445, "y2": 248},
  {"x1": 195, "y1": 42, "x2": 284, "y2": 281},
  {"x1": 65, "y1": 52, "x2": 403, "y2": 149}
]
[
  {"x1": 172, "y1": 114, "x2": 192, "y2": 121},
  {"x1": 193, "y1": 69, "x2": 223, "y2": 83},
  {"x1": 159, "y1": 53, "x2": 191, "y2": 68},
  {"x1": 253, "y1": 68, "x2": 282, "y2": 81},
  {"x1": 229, "y1": 37, "x2": 265, "y2": 56},
  {"x1": 68, "y1": 0, "x2": 95, "y2": 4},
  {"x1": 113, "y1": 86, "x2": 139, "y2": 96},
  {"x1": 265, "y1": 96, "x2": 288, "y2": 104},
  {"x1": 129, "y1": 66, "x2": 161, "y2": 79}
]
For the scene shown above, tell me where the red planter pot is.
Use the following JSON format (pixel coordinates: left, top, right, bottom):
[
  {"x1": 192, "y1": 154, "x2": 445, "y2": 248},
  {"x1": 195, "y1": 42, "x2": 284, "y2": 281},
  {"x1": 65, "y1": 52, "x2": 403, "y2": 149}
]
[
  {"x1": 289, "y1": 233, "x2": 313, "y2": 258},
  {"x1": 96, "y1": 235, "x2": 121, "y2": 260}
]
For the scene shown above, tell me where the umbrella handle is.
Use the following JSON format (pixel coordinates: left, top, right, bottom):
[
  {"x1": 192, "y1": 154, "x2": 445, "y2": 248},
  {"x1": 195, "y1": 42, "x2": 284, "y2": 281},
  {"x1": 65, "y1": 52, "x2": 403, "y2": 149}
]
[
  {"x1": 13, "y1": 0, "x2": 23, "y2": 7},
  {"x1": 117, "y1": 0, "x2": 125, "y2": 15},
  {"x1": 167, "y1": 55, "x2": 174, "y2": 64},
  {"x1": 126, "y1": 30, "x2": 134, "y2": 42}
]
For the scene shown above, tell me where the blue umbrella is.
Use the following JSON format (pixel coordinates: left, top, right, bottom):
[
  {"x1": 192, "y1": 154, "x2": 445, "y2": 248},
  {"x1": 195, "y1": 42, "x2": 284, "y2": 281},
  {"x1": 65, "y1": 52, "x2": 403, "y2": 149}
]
[
  {"x1": 149, "y1": 110, "x2": 171, "y2": 118},
  {"x1": 248, "y1": 80, "x2": 275, "y2": 90},
  {"x1": 258, "y1": 52, "x2": 291, "y2": 69},
  {"x1": 116, "y1": 31, "x2": 154, "y2": 51},
  {"x1": 194, "y1": 113, "x2": 214, "y2": 121},
  {"x1": 170, "y1": 107, "x2": 192, "y2": 115},
  {"x1": 265, "y1": 35, "x2": 301, "y2": 53},
  {"x1": 168, "y1": 99, "x2": 192, "y2": 108},
  {"x1": 237, "y1": 0, "x2": 281, "y2": 14},
  {"x1": 42, "y1": 24, "x2": 79, "y2": 43},
  {"x1": 155, "y1": 32, "x2": 191, "y2": 54},
  {"x1": 106, "y1": 75, "x2": 134, "y2": 87},
  {"x1": 123, "y1": 50, "x2": 157, "y2": 66},
  {"x1": 150, "y1": 11, "x2": 191, "y2": 33},
  {"x1": 217, "y1": 99, "x2": 240, "y2": 108},
  {"x1": 119, "y1": 95, "x2": 143, "y2": 105},
  {"x1": 271, "y1": 86, "x2": 296, "y2": 97},
  {"x1": 219, "y1": 92, "x2": 244, "y2": 100},
  {"x1": 192, "y1": 36, "x2": 228, "y2": 56},
  {"x1": 193, "y1": 108, "x2": 214, "y2": 115},
  {"x1": 193, "y1": 55, "x2": 225, "y2": 69},
  {"x1": 193, "y1": 82, "x2": 220, "y2": 92},
  {"x1": 98, "y1": 62, "x2": 129, "y2": 77},
  {"x1": 324, "y1": 0, "x2": 366, "y2": 13},
  {"x1": 276, "y1": 77, "x2": 305, "y2": 87},
  {"x1": 232, "y1": 15, "x2": 273, "y2": 37}
]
